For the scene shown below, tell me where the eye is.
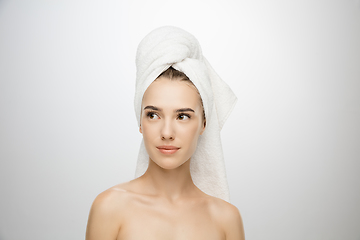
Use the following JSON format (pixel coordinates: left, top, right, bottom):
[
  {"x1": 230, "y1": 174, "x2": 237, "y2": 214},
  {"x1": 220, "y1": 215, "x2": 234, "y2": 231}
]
[
  {"x1": 177, "y1": 113, "x2": 190, "y2": 120},
  {"x1": 147, "y1": 111, "x2": 160, "y2": 120}
]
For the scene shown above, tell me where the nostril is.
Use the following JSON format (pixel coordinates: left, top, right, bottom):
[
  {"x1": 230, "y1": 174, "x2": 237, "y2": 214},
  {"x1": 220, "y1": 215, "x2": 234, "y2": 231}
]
[{"x1": 161, "y1": 135, "x2": 174, "y2": 140}]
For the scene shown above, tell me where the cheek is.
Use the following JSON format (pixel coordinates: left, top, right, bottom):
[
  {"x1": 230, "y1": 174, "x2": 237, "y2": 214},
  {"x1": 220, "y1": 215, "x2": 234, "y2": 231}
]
[
  {"x1": 179, "y1": 122, "x2": 202, "y2": 145},
  {"x1": 141, "y1": 123, "x2": 159, "y2": 157},
  {"x1": 141, "y1": 121, "x2": 157, "y2": 140}
]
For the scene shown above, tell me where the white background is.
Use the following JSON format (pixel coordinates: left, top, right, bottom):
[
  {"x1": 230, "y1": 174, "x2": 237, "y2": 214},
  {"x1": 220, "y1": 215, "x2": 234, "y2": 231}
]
[{"x1": 0, "y1": 0, "x2": 359, "y2": 239}]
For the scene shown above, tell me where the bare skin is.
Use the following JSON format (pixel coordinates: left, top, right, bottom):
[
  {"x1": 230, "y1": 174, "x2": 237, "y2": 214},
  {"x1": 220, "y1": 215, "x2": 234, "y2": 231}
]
[{"x1": 86, "y1": 77, "x2": 245, "y2": 240}]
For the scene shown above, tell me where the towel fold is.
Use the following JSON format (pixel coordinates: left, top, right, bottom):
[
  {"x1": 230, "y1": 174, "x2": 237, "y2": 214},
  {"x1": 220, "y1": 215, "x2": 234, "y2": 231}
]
[{"x1": 134, "y1": 26, "x2": 237, "y2": 201}]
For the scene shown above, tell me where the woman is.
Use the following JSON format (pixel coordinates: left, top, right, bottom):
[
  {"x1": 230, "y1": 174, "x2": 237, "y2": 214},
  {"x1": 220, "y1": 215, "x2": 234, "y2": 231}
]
[{"x1": 86, "y1": 26, "x2": 245, "y2": 240}]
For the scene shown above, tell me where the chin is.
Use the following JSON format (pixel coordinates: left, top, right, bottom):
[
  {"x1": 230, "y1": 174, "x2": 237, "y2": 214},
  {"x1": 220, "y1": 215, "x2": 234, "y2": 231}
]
[{"x1": 152, "y1": 157, "x2": 189, "y2": 170}]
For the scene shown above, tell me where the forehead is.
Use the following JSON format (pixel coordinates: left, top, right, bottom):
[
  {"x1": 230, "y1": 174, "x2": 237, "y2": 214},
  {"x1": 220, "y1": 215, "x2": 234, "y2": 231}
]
[{"x1": 142, "y1": 77, "x2": 201, "y2": 110}]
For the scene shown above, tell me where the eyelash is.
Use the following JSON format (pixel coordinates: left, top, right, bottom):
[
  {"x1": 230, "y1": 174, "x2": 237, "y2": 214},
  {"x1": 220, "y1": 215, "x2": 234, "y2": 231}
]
[
  {"x1": 145, "y1": 111, "x2": 191, "y2": 120},
  {"x1": 177, "y1": 113, "x2": 191, "y2": 120},
  {"x1": 146, "y1": 111, "x2": 159, "y2": 119}
]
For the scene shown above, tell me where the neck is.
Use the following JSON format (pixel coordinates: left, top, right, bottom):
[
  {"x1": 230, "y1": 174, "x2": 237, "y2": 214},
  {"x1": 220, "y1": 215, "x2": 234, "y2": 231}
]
[{"x1": 140, "y1": 158, "x2": 198, "y2": 201}]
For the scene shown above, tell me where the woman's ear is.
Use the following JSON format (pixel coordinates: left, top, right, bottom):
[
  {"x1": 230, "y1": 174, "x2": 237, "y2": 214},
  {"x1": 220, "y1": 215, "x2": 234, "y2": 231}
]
[
  {"x1": 139, "y1": 125, "x2": 142, "y2": 134},
  {"x1": 200, "y1": 120, "x2": 206, "y2": 135}
]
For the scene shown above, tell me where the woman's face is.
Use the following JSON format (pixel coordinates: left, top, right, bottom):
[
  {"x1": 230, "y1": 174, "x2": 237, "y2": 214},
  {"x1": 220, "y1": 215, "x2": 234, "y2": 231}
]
[{"x1": 140, "y1": 76, "x2": 205, "y2": 170}]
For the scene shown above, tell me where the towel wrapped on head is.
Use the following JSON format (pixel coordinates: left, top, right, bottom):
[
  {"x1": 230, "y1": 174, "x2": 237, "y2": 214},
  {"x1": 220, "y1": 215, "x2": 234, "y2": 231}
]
[{"x1": 134, "y1": 26, "x2": 237, "y2": 201}]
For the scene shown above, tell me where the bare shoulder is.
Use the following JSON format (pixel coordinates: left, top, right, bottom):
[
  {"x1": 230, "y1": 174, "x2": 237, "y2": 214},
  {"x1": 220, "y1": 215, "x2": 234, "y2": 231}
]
[
  {"x1": 209, "y1": 197, "x2": 242, "y2": 223},
  {"x1": 85, "y1": 182, "x2": 135, "y2": 240},
  {"x1": 207, "y1": 196, "x2": 245, "y2": 240},
  {"x1": 92, "y1": 184, "x2": 130, "y2": 211}
]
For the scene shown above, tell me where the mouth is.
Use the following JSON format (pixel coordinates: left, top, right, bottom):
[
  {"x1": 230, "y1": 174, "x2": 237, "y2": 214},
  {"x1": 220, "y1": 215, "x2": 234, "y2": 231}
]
[{"x1": 156, "y1": 145, "x2": 180, "y2": 155}]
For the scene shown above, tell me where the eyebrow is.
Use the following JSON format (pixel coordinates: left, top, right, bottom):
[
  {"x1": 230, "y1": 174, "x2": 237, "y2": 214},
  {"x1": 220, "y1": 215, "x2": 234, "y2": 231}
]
[
  {"x1": 144, "y1": 105, "x2": 161, "y2": 111},
  {"x1": 143, "y1": 106, "x2": 195, "y2": 113},
  {"x1": 176, "y1": 108, "x2": 195, "y2": 113}
]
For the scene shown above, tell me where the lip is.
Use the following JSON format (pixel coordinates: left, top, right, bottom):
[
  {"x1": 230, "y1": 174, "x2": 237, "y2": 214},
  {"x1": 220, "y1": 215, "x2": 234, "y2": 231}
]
[{"x1": 156, "y1": 145, "x2": 180, "y2": 155}]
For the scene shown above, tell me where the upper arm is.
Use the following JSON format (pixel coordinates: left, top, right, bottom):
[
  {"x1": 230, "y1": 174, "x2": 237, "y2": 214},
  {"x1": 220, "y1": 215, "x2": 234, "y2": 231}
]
[
  {"x1": 222, "y1": 204, "x2": 245, "y2": 240},
  {"x1": 85, "y1": 190, "x2": 123, "y2": 240}
]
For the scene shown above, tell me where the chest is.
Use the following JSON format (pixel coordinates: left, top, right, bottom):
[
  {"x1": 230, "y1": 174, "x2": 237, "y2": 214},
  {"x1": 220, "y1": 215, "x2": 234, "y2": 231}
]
[{"x1": 117, "y1": 202, "x2": 225, "y2": 240}]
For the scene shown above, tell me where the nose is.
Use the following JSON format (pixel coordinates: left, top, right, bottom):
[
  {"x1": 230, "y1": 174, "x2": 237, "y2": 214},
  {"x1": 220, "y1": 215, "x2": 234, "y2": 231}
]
[{"x1": 160, "y1": 119, "x2": 175, "y2": 141}]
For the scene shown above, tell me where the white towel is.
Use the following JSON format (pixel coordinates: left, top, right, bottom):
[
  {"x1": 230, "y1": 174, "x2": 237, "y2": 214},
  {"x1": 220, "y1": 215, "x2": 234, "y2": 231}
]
[{"x1": 134, "y1": 26, "x2": 237, "y2": 201}]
